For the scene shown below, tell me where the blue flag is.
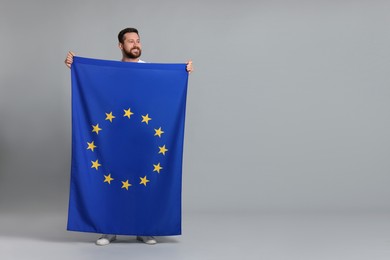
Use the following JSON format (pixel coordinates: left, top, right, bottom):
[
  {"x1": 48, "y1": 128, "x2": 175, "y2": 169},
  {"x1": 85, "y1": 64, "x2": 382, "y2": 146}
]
[{"x1": 67, "y1": 57, "x2": 189, "y2": 236}]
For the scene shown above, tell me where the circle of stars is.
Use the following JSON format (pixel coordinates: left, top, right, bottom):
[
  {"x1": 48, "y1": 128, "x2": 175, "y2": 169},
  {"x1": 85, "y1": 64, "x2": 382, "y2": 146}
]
[{"x1": 86, "y1": 107, "x2": 168, "y2": 191}]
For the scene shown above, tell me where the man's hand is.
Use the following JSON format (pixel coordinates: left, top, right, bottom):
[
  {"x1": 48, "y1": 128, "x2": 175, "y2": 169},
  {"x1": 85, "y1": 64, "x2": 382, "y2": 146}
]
[
  {"x1": 65, "y1": 51, "x2": 75, "y2": 68},
  {"x1": 186, "y1": 60, "x2": 193, "y2": 73}
]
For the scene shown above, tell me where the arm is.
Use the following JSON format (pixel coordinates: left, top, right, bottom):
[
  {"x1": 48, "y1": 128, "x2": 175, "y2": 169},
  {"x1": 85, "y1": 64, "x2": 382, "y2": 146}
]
[{"x1": 64, "y1": 51, "x2": 75, "y2": 68}]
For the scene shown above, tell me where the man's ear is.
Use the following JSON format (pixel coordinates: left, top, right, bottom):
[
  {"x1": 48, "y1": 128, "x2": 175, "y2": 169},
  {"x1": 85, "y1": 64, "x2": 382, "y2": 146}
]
[{"x1": 118, "y1": 42, "x2": 123, "y2": 50}]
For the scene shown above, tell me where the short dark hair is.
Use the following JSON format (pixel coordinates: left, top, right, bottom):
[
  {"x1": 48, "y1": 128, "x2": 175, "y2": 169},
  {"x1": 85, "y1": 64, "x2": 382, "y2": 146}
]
[{"x1": 118, "y1": 28, "x2": 139, "y2": 44}]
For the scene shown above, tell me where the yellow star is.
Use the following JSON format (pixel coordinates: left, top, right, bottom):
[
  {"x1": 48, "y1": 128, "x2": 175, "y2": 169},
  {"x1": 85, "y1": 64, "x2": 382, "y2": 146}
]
[
  {"x1": 154, "y1": 127, "x2": 164, "y2": 138},
  {"x1": 153, "y1": 163, "x2": 163, "y2": 173},
  {"x1": 140, "y1": 176, "x2": 150, "y2": 186},
  {"x1": 91, "y1": 159, "x2": 101, "y2": 170},
  {"x1": 104, "y1": 174, "x2": 114, "y2": 184},
  {"x1": 105, "y1": 112, "x2": 116, "y2": 123},
  {"x1": 121, "y1": 180, "x2": 132, "y2": 190},
  {"x1": 123, "y1": 108, "x2": 134, "y2": 119},
  {"x1": 87, "y1": 141, "x2": 97, "y2": 152},
  {"x1": 141, "y1": 114, "x2": 152, "y2": 124},
  {"x1": 158, "y1": 145, "x2": 168, "y2": 155},
  {"x1": 92, "y1": 124, "x2": 102, "y2": 134}
]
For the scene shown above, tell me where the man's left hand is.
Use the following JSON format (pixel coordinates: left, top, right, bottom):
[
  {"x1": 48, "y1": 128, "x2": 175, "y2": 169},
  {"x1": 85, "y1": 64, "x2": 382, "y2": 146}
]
[{"x1": 186, "y1": 60, "x2": 194, "y2": 73}]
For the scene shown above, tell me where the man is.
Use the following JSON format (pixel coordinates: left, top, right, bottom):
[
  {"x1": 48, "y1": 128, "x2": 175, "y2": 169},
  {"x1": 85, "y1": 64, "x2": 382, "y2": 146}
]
[
  {"x1": 65, "y1": 27, "x2": 193, "y2": 246},
  {"x1": 65, "y1": 27, "x2": 193, "y2": 71}
]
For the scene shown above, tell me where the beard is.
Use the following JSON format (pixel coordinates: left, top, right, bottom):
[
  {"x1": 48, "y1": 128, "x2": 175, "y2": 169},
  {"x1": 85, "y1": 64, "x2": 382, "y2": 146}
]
[{"x1": 123, "y1": 47, "x2": 142, "y2": 59}]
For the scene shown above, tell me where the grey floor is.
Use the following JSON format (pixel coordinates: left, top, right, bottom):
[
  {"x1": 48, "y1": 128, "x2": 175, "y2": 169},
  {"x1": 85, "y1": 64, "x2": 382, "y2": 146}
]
[{"x1": 1, "y1": 211, "x2": 390, "y2": 260}]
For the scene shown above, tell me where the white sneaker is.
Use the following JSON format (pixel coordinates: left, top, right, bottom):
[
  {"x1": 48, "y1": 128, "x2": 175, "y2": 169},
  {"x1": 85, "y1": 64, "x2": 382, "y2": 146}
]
[
  {"x1": 95, "y1": 234, "x2": 116, "y2": 246},
  {"x1": 137, "y1": 236, "x2": 157, "y2": 245}
]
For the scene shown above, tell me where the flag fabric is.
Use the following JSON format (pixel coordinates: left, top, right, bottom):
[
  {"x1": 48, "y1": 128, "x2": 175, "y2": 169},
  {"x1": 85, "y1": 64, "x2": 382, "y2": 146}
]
[{"x1": 67, "y1": 56, "x2": 189, "y2": 236}]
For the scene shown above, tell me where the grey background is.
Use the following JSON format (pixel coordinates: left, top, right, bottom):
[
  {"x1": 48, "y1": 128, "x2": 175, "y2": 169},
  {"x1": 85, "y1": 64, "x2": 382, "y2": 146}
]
[
  {"x1": 2, "y1": 1, "x2": 390, "y2": 259},
  {"x1": 1, "y1": 0, "x2": 390, "y2": 224}
]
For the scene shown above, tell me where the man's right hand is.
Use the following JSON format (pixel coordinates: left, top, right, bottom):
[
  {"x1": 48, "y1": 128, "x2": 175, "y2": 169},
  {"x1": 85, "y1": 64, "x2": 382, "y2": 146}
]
[{"x1": 65, "y1": 51, "x2": 75, "y2": 68}]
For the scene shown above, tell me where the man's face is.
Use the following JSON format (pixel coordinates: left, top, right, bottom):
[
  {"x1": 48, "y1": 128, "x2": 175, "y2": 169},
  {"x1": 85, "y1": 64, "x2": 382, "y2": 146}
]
[{"x1": 119, "y1": 32, "x2": 142, "y2": 59}]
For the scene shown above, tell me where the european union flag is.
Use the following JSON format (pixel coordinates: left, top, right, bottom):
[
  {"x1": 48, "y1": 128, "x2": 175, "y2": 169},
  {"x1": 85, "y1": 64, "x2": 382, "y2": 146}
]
[{"x1": 67, "y1": 57, "x2": 189, "y2": 236}]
